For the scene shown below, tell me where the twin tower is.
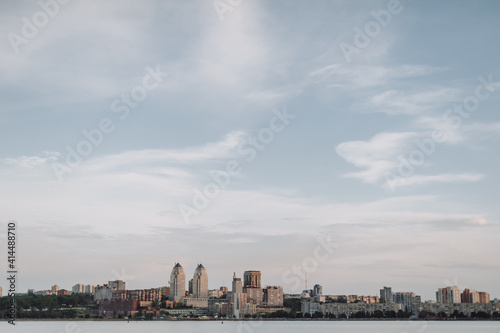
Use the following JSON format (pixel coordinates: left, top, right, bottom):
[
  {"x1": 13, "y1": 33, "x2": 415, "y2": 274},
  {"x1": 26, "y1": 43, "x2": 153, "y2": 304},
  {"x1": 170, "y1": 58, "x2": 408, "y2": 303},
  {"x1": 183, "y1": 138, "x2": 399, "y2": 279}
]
[{"x1": 169, "y1": 263, "x2": 208, "y2": 301}]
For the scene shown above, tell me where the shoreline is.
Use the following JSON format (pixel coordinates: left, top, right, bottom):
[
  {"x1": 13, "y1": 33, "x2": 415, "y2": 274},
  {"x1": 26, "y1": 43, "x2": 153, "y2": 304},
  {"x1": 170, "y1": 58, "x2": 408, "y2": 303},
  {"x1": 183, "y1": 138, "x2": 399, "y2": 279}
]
[{"x1": 7, "y1": 318, "x2": 500, "y2": 322}]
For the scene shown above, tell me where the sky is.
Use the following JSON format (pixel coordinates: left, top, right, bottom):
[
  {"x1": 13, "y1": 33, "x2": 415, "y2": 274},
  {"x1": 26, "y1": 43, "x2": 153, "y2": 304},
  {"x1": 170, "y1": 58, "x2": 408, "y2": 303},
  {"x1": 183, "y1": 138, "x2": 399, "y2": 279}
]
[{"x1": 0, "y1": 0, "x2": 499, "y2": 301}]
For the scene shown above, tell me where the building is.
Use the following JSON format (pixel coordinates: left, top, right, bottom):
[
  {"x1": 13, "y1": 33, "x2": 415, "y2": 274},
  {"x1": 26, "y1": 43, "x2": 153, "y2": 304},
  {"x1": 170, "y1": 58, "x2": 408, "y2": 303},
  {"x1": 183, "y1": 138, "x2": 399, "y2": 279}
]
[
  {"x1": 169, "y1": 263, "x2": 186, "y2": 301},
  {"x1": 302, "y1": 300, "x2": 402, "y2": 317},
  {"x1": 220, "y1": 286, "x2": 228, "y2": 293},
  {"x1": 184, "y1": 297, "x2": 209, "y2": 308},
  {"x1": 51, "y1": 285, "x2": 59, "y2": 294},
  {"x1": 108, "y1": 280, "x2": 126, "y2": 291},
  {"x1": 208, "y1": 298, "x2": 232, "y2": 317},
  {"x1": 420, "y1": 301, "x2": 500, "y2": 317},
  {"x1": 208, "y1": 289, "x2": 224, "y2": 298},
  {"x1": 461, "y1": 289, "x2": 480, "y2": 303},
  {"x1": 479, "y1": 292, "x2": 490, "y2": 304},
  {"x1": 192, "y1": 264, "x2": 208, "y2": 298},
  {"x1": 380, "y1": 286, "x2": 393, "y2": 302},
  {"x1": 99, "y1": 299, "x2": 138, "y2": 317},
  {"x1": 313, "y1": 284, "x2": 322, "y2": 296},
  {"x1": 231, "y1": 273, "x2": 246, "y2": 318},
  {"x1": 57, "y1": 289, "x2": 69, "y2": 295},
  {"x1": 124, "y1": 289, "x2": 161, "y2": 302},
  {"x1": 244, "y1": 271, "x2": 261, "y2": 288},
  {"x1": 94, "y1": 285, "x2": 116, "y2": 301},
  {"x1": 72, "y1": 284, "x2": 85, "y2": 294},
  {"x1": 346, "y1": 295, "x2": 380, "y2": 304},
  {"x1": 0, "y1": 287, "x2": 2, "y2": 297},
  {"x1": 245, "y1": 287, "x2": 263, "y2": 306},
  {"x1": 392, "y1": 291, "x2": 420, "y2": 313},
  {"x1": 159, "y1": 286, "x2": 170, "y2": 297},
  {"x1": 188, "y1": 279, "x2": 193, "y2": 295},
  {"x1": 242, "y1": 270, "x2": 262, "y2": 306},
  {"x1": 263, "y1": 286, "x2": 284, "y2": 307},
  {"x1": 85, "y1": 285, "x2": 95, "y2": 294},
  {"x1": 436, "y1": 286, "x2": 461, "y2": 303}
]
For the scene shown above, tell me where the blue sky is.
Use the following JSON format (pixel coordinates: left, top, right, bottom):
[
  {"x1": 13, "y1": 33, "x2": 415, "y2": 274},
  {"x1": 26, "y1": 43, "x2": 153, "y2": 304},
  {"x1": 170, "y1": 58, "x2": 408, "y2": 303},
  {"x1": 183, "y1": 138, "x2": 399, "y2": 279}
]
[{"x1": 1, "y1": 0, "x2": 499, "y2": 301}]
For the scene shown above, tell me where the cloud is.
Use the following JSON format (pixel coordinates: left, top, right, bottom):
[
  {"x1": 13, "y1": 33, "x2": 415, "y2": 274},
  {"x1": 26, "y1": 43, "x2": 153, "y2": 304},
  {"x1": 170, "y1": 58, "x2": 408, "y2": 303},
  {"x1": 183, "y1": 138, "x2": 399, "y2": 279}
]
[
  {"x1": 79, "y1": 130, "x2": 247, "y2": 174},
  {"x1": 385, "y1": 173, "x2": 484, "y2": 189},
  {"x1": 2, "y1": 151, "x2": 60, "y2": 168},
  {"x1": 368, "y1": 88, "x2": 461, "y2": 115},
  {"x1": 309, "y1": 64, "x2": 444, "y2": 90},
  {"x1": 335, "y1": 131, "x2": 418, "y2": 183},
  {"x1": 425, "y1": 217, "x2": 493, "y2": 230},
  {"x1": 336, "y1": 120, "x2": 500, "y2": 187}
]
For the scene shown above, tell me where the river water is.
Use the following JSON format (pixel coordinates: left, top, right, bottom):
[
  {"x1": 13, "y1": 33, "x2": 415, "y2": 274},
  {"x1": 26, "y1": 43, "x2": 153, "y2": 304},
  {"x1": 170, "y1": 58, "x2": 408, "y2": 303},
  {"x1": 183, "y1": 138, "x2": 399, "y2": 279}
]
[{"x1": 6, "y1": 320, "x2": 500, "y2": 333}]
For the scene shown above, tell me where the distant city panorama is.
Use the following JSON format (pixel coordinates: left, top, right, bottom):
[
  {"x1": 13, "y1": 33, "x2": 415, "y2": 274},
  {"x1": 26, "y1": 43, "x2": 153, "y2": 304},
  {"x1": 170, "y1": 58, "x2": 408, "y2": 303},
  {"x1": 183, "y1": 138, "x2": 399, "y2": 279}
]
[{"x1": 1, "y1": 263, "x2": 499, "y2": 320}]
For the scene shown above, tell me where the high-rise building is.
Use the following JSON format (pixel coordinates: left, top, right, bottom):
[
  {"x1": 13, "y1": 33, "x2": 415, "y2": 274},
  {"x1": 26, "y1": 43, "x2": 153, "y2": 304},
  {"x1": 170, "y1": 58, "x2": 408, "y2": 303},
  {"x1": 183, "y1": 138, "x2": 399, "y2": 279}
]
[
  {"x1": 169, "y1": 263, "x2": 186, "y2": 301},
  {"x1": 0, "y1": 286, "x2": 2, "y2": 297},
  {"x1": 85, "y1": 285, "x2": 95, "y2": 294},
  {"x1": 313, "y1": 284, "x2": 322, "y2": 296},
  {"x1": 72, "y1": 284, "x2": 85, "y2": 294},
  {"x1": 192, "y1": 264, "x2": 208, "y2": 298},
  {"x1": 231, "y1": 273, "x2": 246, "y2": 318},
  {"x1": 51, "y1": 285, "x2": 59, "y2": 294},
  {"x1": 437, "y1": 286, "x2": 460, "y2": 303},
  {"x1": 243, "y1": 271, "x2": 261, "y2": 288},
  {"x1": 243, "y1": 270, "x2": 262, "y2": 305},
  {"x1": 188, "y1": 279, "x2": 193, "y2": 295},
  {"x1": 263, "y1": 286, "x2": 284, "y2": 307},
  {"x1": 392, "y1": 291, "x2": 419, "y2": 312},
  {"x1": 232, "y1": 273, "x2": 243, "y2": 294},
  {"x1": 380, "y1": 286, "x2": 393, "y2": 302},
  {"x1": 461, "y1": 289, "x2": 480, "y2": 303},
  {"x1": 108, "y1": 280, "x2": 126, "y2": 291},
  {"x1": 220, "y1": 286, "x2": 228, "y2": 293},
  {"x1": 479, "y1": 292, "x2": 490, "y2": 304}
]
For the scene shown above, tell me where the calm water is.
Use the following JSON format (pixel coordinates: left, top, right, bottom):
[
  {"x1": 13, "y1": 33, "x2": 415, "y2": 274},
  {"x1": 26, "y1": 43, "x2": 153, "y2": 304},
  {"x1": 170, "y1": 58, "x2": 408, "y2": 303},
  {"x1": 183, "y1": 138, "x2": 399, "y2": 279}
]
[{"x1": 5, "y1": 321, "x2": 500, "y2": 333}]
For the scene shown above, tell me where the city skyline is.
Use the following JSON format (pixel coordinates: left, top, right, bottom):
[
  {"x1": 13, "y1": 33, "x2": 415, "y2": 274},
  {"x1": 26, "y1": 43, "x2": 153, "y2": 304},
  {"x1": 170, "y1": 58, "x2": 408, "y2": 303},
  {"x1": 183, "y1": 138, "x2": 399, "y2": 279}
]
[
  {"x1": 1, "y1": 264, "x2": 497, "y2": 303},
  {"x1": 1, "y1": 0, "x2": 499, "y2": 303}
]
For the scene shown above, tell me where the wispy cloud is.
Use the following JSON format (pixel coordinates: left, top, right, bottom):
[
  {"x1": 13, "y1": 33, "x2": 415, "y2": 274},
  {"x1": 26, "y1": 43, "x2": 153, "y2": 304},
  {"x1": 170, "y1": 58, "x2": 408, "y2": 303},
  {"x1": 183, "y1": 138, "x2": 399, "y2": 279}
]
[
  {"x1": 368, "y1": 88, "x2": 461, "y2": 115},
  {"x1": 336, "y1": 131, "x2": 418, "y2": 183},
  {"x1": 385, "y1": 173, "x2": 484, "y2": 189},
  {"x1": 309, "y1": 64, "x2": 444, "y2": 89},
  {"x1": 2, "y1": 151, "x2": 60, "y2": 168}
]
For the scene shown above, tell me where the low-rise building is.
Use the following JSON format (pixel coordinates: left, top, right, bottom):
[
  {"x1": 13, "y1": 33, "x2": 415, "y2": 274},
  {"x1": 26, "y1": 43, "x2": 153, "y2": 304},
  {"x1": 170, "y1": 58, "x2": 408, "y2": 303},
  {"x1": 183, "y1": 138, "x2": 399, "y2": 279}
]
[
  {"x1": 208, "y1": 298, "x2": 231, "y2": 317},
  {"x1": 302, "y1": 300, "x2": 403, "y2": 317},
  {"x1": 420, "y1": 301, "x2": 500, "y2": 317},
  {"x1": 208, "y1": 289, "x2": 224, "y2": 298},
  {"x1": 183, "y1": 297, "x2": 208, "y2": 308},
  {"x1": 99, "y1": 299, "x2": 138, "y2": 317}
]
